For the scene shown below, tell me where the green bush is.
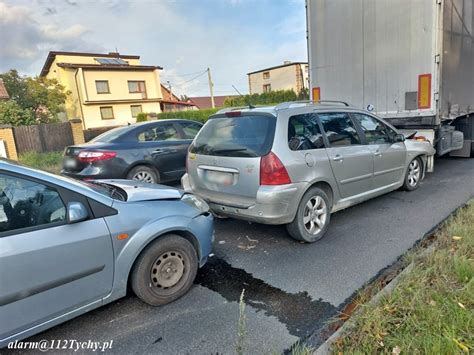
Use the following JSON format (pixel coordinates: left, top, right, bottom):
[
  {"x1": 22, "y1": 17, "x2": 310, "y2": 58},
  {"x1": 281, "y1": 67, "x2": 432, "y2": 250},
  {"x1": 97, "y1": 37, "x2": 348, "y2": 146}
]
[
  {"x1": 0, "y1": 100, "x2": 35, "y2": 126},
  {"x1": 136, "y1": 112, "x2": 148, "y2": 122},
  {"x1": 157, "y1": 108, "x2": 219, "y2": 123},
  {"x1": 223, "y1": 89, "x2": 300, "y2": 107}
]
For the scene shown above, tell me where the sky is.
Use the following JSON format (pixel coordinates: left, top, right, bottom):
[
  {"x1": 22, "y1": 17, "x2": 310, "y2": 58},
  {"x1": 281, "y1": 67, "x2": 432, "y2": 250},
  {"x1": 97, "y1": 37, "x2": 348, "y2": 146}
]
[{"x1": 0, "y1": 0, "x2": 307, "y2": 97}]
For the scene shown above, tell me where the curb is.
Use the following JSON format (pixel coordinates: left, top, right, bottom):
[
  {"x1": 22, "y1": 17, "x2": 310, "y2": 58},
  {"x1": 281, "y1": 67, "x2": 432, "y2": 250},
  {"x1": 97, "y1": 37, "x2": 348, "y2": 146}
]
[
  {"x1": 313, "y1": 201, "x2": 472, "y2": 354},
  {"x1": 314, "y1": 245, "x2": 435, "y2": 355}
]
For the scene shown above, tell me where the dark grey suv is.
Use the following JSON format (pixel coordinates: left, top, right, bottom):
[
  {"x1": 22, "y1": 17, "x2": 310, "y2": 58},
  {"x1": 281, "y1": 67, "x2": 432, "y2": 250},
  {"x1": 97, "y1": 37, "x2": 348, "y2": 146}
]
[{"x1": 182, "y1": 101, "x2": 435, "y2": 243}]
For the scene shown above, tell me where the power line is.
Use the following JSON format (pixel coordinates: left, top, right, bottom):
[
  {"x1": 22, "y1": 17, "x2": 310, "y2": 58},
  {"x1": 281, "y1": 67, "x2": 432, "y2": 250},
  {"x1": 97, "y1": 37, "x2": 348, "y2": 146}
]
[{"x1": 178, "y1": 70, "x2": 208, "y2": 84}]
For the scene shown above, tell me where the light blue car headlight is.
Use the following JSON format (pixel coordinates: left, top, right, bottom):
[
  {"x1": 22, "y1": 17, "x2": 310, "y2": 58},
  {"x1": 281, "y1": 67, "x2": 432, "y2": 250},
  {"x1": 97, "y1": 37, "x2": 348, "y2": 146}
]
[{"x1": 181, "y1": 194, "x2": 210, "y2": 213}]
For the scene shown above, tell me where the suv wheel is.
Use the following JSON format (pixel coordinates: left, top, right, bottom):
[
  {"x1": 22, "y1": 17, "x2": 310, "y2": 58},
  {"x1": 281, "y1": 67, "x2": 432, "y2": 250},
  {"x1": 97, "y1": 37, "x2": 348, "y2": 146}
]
[
  {"x1": 131, "y1": 235, "x2": 198, "y2": 306},
  {"x1": 286, "y1": 187, "x2": 331, "y2": 243},
  {"x1": 402, "y1": 157, "x2": 422, "y2": 191},
  {"x1": 127, "y1": 165, "x2": 159, "y2": 184}
]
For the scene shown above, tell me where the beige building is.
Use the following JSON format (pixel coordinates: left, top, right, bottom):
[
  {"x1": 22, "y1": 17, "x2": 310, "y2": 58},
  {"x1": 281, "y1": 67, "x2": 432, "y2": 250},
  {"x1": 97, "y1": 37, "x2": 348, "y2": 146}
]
[
  {"x1": 40, "y1": 51, "x2": 163, "y2": 129},
  {"x1": 247, "y1": 61, "x2": 309, "y2": 95}
]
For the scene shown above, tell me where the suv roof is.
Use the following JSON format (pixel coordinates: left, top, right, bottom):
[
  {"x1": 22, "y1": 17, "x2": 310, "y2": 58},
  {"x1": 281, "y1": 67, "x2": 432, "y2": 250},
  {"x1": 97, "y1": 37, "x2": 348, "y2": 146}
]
[{"x1": 214, "y1": 100, "x2": 359, "y2": 117}]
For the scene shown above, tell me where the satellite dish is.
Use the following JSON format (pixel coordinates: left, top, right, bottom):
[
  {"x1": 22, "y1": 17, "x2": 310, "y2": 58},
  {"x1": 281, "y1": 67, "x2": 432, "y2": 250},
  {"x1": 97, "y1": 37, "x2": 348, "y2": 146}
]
[{"x1": 366, "y1": 104, "x2": 375, "y2": 112}]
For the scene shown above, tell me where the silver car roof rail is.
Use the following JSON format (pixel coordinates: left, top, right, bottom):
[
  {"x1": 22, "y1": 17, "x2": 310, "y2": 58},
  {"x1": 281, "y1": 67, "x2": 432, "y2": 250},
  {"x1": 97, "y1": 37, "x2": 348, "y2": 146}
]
[
  {"x1": 215, "y1": 106, "x2": 255, "y2": 114},
  {"x1": 274, "y1": 100, "x2": 351, "y2": 111}
]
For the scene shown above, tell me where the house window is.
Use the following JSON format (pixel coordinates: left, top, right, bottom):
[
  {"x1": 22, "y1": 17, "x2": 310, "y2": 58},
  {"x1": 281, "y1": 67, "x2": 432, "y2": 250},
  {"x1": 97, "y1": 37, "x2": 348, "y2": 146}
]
[
  {"x1": 131, "y1": 105, "x2": 143, "y2": 118},
  {"x1": 95, "y1": 80, "x2": 110, "y2": 94},
  {"x1": 263, "y1": 84, "x2": 271, "y2": 93},
  {"x1": 263, "y1": 71, "x2": 270, "y2": 79},
  {"x1": 100, "y1": 106, "x2": 114, "y2": 120},
  {"x1": 128, "y1": 81, "x2": 147, "y2": 97}
]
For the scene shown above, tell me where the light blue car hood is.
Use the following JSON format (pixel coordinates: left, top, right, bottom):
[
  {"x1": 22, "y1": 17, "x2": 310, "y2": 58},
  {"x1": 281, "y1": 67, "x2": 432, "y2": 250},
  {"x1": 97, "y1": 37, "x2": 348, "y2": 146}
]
[{"x1": 97, "y1": 179, "x2": 183, "y2": 202}]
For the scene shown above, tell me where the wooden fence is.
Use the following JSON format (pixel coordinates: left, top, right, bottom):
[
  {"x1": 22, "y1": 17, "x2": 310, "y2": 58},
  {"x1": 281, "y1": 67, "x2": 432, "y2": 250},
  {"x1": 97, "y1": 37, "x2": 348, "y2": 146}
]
[{"x1": 13, "y1": 122, "x2": 74, "y2": 154}]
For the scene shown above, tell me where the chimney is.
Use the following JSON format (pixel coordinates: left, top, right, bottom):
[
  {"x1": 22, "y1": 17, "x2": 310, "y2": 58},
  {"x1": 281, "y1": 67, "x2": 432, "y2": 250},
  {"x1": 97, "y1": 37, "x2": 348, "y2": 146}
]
[{"x1": 284, "y1": 60, "x2": 292, "y2": 65}]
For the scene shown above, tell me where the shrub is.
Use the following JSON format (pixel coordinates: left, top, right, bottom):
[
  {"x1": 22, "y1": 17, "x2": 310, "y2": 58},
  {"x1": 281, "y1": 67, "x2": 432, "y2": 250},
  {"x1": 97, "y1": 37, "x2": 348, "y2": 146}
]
[
  {"x1": 136, "y1": 112, "x2": 148, "y2": 122},
  {"x1": 223, "y1": 89, "x2": 299, "y2": 107},
  {"x1": 157, "y1": 108, "x2": 219, "y2": 123},
  {"x1": 0, "y1": 100, "x2": 35, "y2": 126}
]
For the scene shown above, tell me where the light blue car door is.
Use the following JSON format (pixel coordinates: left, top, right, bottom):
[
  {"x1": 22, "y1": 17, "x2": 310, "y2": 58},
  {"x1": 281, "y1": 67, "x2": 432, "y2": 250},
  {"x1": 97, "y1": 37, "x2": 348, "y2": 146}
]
[{"x1": 0, "y1": 172, "x2": 114, "y2": 343}]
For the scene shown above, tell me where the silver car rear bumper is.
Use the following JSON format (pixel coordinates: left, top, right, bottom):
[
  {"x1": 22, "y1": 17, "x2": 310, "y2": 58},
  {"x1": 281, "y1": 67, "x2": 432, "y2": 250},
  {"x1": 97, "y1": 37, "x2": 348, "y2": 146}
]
[{"x1": 182, "y1": 174, "x2": 305, "y2": 225}]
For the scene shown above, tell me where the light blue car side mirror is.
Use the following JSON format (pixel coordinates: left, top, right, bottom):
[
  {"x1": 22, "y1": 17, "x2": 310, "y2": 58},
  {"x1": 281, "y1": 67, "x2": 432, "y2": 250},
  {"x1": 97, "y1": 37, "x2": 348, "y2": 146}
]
[{"x1": 68, "y1": 202, "x2": 89, "y2": 223}]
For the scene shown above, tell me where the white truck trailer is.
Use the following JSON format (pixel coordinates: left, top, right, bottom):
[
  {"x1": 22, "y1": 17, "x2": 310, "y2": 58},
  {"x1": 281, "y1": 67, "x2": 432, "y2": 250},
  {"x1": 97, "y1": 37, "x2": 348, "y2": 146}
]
[{"x1": 306, "y1": 0, "x2": 474, "y2": 159}]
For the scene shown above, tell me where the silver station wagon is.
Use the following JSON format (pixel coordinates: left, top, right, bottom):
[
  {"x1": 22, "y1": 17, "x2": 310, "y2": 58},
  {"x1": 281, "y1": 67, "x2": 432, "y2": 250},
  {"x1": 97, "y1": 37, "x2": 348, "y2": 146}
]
[{"x1": 182, "y1": 101, "x2": 435, "y2": 243}]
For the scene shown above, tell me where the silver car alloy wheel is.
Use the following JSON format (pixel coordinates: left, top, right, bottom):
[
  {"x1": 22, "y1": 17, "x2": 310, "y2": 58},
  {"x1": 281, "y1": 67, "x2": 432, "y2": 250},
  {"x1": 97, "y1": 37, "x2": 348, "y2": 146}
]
[
  {"x1": 408, "y1": 159, "x2": 421, "y2": 187},
  {"x1": 133, "y1": 171, "x2": 154, "y2": 183},
  {"x1": 303, "y1": 196, "x2": 328, "y2": 235},
  {"x1": 151, "y1": 251, "x2": 185, "y2": 289}
]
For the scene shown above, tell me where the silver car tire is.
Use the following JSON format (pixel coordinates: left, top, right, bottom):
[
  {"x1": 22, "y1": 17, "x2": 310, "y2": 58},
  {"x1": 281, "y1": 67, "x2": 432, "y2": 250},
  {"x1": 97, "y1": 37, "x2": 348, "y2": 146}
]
[
  {"x1": 286, "y1": 187, "x2": 331, "y2": 243},
  {"x1": 127, "y1": 165, "x2": 159, "y2": 184},
  {"x1": 131, "y1": 235, "x2": 198, "y2": 306},
  {"x1": 402, "y1": 157, "x2": 422, "y2": 191}
]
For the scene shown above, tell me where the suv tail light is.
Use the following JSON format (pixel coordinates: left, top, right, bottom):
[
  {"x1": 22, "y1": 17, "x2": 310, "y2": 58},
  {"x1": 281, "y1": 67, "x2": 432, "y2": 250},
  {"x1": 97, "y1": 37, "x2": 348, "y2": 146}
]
[
  {"x1": 260, "y1": 152, "x2": 291, "y2": 185},
  {"x1": 78, "y1": 150, "x2": 116, "y2": 163}
]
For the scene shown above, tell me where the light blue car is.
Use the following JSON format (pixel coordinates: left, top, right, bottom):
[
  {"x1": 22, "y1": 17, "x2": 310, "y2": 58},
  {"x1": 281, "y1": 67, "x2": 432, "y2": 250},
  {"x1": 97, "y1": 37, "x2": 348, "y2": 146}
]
[{"x1": 0, "y1": 159, "x2": 214, "y2": 347}]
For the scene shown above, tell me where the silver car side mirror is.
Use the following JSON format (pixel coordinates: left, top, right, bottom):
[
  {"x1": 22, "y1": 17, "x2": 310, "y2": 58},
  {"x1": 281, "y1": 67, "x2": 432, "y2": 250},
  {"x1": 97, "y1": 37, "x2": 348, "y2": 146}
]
[
  {"x1": 393, "y1": 134, "x2": 405, "y2": 143},
  {"x1": 68, "y1": 202, "x2": 89, "y2": 223}
]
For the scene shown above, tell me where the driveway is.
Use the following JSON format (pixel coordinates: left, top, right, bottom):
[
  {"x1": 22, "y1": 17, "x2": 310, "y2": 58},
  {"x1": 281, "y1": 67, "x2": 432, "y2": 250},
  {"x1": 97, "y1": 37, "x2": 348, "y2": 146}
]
[{"x1": 12, "y1": 157, "x2": 474, "y2": 354}]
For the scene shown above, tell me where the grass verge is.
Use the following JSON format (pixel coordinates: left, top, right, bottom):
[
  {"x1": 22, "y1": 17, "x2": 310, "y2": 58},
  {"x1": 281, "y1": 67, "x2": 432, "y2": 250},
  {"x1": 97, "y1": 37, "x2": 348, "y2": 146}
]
[
  {"x1": 18, "y1": 151, "x2": 63, "y2": 174},
  {"x1": 332, "y1": 200, "x2": 474, "y2": 354}
]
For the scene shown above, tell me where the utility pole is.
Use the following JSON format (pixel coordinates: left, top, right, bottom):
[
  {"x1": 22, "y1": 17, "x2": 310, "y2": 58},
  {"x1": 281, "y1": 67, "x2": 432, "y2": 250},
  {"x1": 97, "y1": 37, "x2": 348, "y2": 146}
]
[{"x1": 207, "y1": 67, "x2": 215, "y2": 108}]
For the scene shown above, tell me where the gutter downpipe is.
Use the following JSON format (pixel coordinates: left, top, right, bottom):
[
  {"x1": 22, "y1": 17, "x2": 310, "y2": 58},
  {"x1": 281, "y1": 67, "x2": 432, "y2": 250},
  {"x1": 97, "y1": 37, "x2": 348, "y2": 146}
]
[{"x1": 74, "y1": 68, "x2": 87, "y2": 130}]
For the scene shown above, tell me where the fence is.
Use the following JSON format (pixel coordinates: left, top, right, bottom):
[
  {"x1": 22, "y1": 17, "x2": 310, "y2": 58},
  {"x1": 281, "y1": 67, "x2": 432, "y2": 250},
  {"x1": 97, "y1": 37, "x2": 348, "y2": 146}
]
[
  {"x1": 13, "y1": 122, "x2": 75, "y2": 154},
  {"x1": 0, "y1": 120, "x2": 85, "y2": 160}
]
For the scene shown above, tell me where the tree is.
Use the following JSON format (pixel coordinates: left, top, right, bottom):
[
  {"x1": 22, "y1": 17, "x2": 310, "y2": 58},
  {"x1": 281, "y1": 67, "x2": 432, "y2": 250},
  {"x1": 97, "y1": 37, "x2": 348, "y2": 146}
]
[
  {"x1": 0, "y1": 69, "x2": 70, "y2": 124},
  {"x1": 0, "y1": 100, "x2": 35, "y2": 126},
  {"x1": 25, "y1": 76, "x2": 69, "y2": 122},
  {"x1": 0, "y1": 70, "x2": 29, "y2": 108}
]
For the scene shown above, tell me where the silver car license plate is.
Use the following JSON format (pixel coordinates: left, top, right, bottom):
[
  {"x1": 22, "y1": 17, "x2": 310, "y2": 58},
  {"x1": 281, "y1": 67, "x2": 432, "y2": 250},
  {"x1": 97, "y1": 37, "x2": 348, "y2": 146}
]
[{"x1": 205, "y1": 170, "x2": 233, "y2": 186}]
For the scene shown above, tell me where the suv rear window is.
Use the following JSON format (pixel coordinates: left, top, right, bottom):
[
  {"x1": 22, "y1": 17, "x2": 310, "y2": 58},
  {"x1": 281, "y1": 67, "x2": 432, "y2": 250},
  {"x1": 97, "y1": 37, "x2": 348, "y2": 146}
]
[{"x1": 190, "y1": 115, "x2": 275, "y2": 157}]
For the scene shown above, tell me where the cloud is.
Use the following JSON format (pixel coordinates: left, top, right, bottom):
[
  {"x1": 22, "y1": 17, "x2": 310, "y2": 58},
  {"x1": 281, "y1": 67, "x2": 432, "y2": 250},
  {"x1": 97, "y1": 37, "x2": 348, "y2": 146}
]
[
  {"x1": 0, "y1": 1, "x2": 101, "y2": 73},
  {"x1": 0, "y1": 0, "x2": 307, "y2": 95}
]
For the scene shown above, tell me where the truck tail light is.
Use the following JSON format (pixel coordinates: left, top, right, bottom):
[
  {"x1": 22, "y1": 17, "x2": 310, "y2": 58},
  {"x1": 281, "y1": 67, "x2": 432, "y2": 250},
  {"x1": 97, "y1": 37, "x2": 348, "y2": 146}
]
[
  {"x1": 260, "y1": 152, "x2": 291, "y2": 185},
  {"x1": 78, "y1": 150, "x2": 116, "y2": 163}
]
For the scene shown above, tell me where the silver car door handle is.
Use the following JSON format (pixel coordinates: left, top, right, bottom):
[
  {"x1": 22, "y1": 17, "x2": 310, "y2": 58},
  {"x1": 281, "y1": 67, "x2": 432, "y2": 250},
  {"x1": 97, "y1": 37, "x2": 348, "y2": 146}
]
[
  {"x1": 374, "y1": 151, "x2": 382, "y2": 157},
  {"x1": 333, "y1": 155, "x2": 344, "y2": 162}
]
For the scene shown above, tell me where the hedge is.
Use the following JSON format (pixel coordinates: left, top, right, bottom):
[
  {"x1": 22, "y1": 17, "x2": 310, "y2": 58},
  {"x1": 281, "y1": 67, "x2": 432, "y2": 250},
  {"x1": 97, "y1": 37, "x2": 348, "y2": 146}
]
[{"x1": 157, "y1": 108, "x2": 219, "y2": 123}]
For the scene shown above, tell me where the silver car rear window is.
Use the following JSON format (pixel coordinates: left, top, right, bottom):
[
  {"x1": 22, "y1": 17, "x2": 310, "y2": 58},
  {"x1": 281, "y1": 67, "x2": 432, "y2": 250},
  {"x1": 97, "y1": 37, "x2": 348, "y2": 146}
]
[{"x1": 190, "y1": 115, "x2": 276, "y2": 157}]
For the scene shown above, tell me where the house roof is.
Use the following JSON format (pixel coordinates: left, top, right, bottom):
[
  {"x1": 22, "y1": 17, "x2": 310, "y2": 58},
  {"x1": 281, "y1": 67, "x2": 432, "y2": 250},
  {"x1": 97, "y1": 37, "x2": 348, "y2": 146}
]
[
  {"x1": 161, "y1": 84, "x2": 180, "y2": 102},
  {"x1": 188, "y1": 95, "x2": 237, "y2": 109},
  {"x1": 55, "y1": 63, "x2": 162, "y2": 71},
  {"x1": 0, "y1": 79, "x2": 9, "y2": 100},
  {"x1": 40, "y1": 51, "x2": 146, "y2": 76},
  {"x1": 247, "y1": 61, "x2": 308, "y2": 75},
  {"x1": 160, "y1": 85, "x2": 196, "y2": 106}
]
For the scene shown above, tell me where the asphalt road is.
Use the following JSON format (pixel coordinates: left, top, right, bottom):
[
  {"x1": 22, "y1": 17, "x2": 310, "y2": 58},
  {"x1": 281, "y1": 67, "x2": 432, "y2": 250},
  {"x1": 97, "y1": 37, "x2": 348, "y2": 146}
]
[{"x1": 9, "y1": 157, "x2": 474, "y2": 354}]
